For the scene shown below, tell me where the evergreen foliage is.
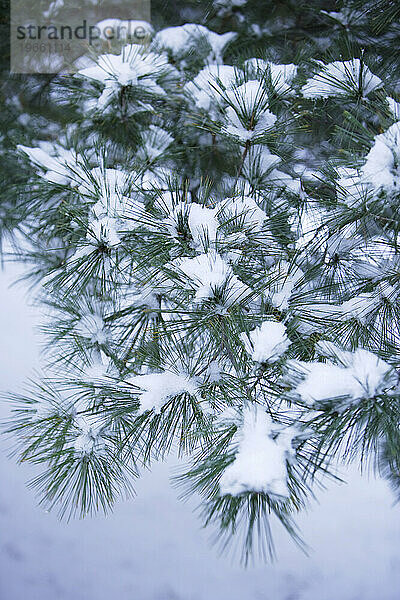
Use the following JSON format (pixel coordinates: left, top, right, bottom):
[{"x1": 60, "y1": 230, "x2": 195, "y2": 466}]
[{"x1": 1, "y1": 0, "x2": 400, "y2": 562}]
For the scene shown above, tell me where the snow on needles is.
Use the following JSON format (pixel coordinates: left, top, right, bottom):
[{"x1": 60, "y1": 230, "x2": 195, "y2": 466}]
[
  {"x1": 185, "y1": 64, "x2": 238, "y2": 111},
  {"x1": 165, "y1": 202, "x2": 219, "y2": 248},
  {"x1": 362, "y1": 122, "x2": 400, "y2": 194},
  {"x1": 17, "y1": 143, "x2": 79, "y2": 185},
  {"x1": 220, "y1": 404, "x2": 294, "y2": 498},
  {"x1": 174, "y1": 251, "x2": 250, "y2": 305},
  {"x1": 291, "y1": 348, "x2": 396, "y2": 406},
  {"x1": 75, "y1": 313, "x2": 109, "y2": 344},
  {"x1": 78, "y1": 45, "x2": 168, "y2": 87},
  {"x1": 244, "y1": 59, "x2": 298, "y2": 94},
  {"x1": 301, "y1": 59, "x2": 382, "y2": 99},
  {"x1": 153, "y1": 24, "x2": 236, "y2": 63},
  {"x1": 337, "y1": 122, "x2": 400, "y2": 202},
  {"x1": 187, "y1": 204, "x2": 219, "y2": 247},
  {"x1": 128, "y1": 372, "x2": 198, "y2": 414},
  {"x1": 241, "y1": 321, "x2": 290, "y2": 363},
  {"x1": 77, "y1": 45, "x2": 171, "y2": 109},
  {"x1": 224, "y1": 81, "x2": 277, "y2": 140},
  {"x1": 220, "y1": 196, "x2": 268, "y2": 230}
]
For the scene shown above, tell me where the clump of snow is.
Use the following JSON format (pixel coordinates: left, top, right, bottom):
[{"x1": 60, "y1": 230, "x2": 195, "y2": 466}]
[
  {"x1": 337, "y1": 293, "x2": 376, "y2": 325},
  {"x1": 245, "y1": 145, "x2": 281, "y2": 174},
  {"x1": 291, "y1": 347, "x2": 396, "y2": 405},
  {"x1": 89, "y1": 217, "x2": 121, "y2": 247},
  {"x1": 76, "y1": 167, "x2": 132, "y2": 222},
  {"x1": 361, "y1": 122, "x2": 400, "y2": 195},
  {"x1": 220, "y1": 404, "x2": 294, "y2": 497},
  {"x1": 77, "y1": 45, "x2": 170, "y2": 109},
  {"x1": 204, "y1": 360, "x2": 222, "y2": 383},
  {"x1": 43, "y1": 0, "x2": 64, "y2": 18},
  {"x1": 244, "y1": 59, "x2": 298, "y2": 93},
  {"x1": 83, "y1": 351, "x2": 115, "y2": 386},
  {"x1": 75, "y1": 313, "x2": 109, "y2": 344},
  {"x1": 128, "y1": 371, "x2": 198, "y2": 414},
  {"x1": 72, "y1": 216, "x2": 121, "y2": 262},
  {"x1": 153, "y1": 24, "x2": 236, "y2": 63},
  {"x1": 224, "y1": 105, "x2": 276, "y2": 140},
  {"x1": 174, "y1": 251, "x2": 250, "y2": 305},
  {"x1": 17, "y1": 143, "x2": 79, "y2": 186},
  {"x1": 73, "y1": 415, "x2": 106, "y2": 455},
  {"x1": 226, "y1": 80, "x2": 267, "y2": 109},
  {"x1": 295, "y1": 362, "x2": 358, "y2": 404},
  {"x1": 89, "y1": 168, "x2": 129, "y2": 200},
  {"x1": 267, "y1": 261, "x2": 304, "y2": 310},
  {"x1": 219, "y1": 196, "x2": 268, "y2": 230},
  {"x1": 78, "y1": 45, "x2": 167, "y2": 87},
  {"x1": 243, "y1": 147, "x2": 301, "y2": 196},
  {"x1": 387, "y1": 96, "x2": 400, "y2": 119},
  {"x1": 241, "y1": 321, "x2": 290, "y2": 363},
  {"x1": 137, "y1": 125, "x2": 174, "y2": 162},
  {"x1": 301, "y1": 59, "x2": 382, "y2": 99},
  {"x1": 187, "y1": 204, "x2": 220, "y2": 247},
  {"x1": 185, "y1": 64, "x2": 238, "y2": 111},
  {"x1": 161, "y1": 202, "x2": 219, "y2": 248},
  {"x1": 223, "y1": 81, "x2": 277, "y2": 140}
]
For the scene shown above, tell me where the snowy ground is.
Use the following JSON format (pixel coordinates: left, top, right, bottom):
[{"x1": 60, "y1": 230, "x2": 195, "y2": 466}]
[{"x1": 0, "y1": 264, "x2": 399, "y2": 600}]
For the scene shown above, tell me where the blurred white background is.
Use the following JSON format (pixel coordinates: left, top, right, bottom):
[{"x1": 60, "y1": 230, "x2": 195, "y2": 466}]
[{"x1": 0, "y1": 263, "x2": 399, "y2": 600}]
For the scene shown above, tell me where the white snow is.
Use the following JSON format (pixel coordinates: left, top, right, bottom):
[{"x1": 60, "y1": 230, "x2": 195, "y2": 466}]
[
  {"x1": 338, "y1": 293, "x2": 376, "y2": 324},
  {"x1": 153, "y1": 24, "x2": 236, "y2": 63},
  {"x1": 187, "y1": 203, "x2": 220, "y2": 247},
  {"x1": 17, "y1": 143, "x2": 78, "y2": 186},
  {"x1": 387, "y1": 96, "x2": 400, "y2": 119},
  {"x1": 79, "y1": 167, "x2": 129, "y2": 201},
  {"x1": 241, "y1": 321, "x2": 290, "y2": 363},
  {"x1": 223, "y1": 80, "x2": 277, "y2": 139},
  {"x1": 174, "y1": 251, "x2": 250, "y2": 305},
  {"x1": 224, "y1": 104, "x2": 276, "y2": 140},
  {"x1": 292, "y1": 348, "x2": 395, "y2": 405},
  {"x1": 137, "y1": 125, "x2": 174, "y2": 161},
  {"x1": 75, "y1": 313, "x2": 108, "y2": 344},
  {"x1": 72, "y1": 216, "x2": 121, "y2": 260},
  {"x1": 244, "y1": 59, "x2": 298, "y2": 93},
  {"x1": 362, "y1": 121, "x2": 400, "y2": 195},
  {"x1": 267, "y1": 261, "x2": 304, "y2": 310},
  {"x1": 83, "y1": 352, "x2": 113, "y2": 385},
  {"x1": 301, "y1": 59, "x2": 382, "y2": 99},
  {"x1": 127, "y1": 371, "x2": 198, "y2": 414},
  {"x1": 78, "y1": 46, "x2": 167, "y2": 87},
  {"x1": 185, "y1": 64, "x2": 238, "y2": 111},
  {"x1": 246, "y1": 145, "x2": 281, "y2": 173},
  {"x1": 219, "y1": 196, "x2": 268, "y2": 229},
  {"x1": 78, "y1": 46, "x2": 170, "y2": 109},
  {"x1": 220, "y1": 404, "x2": 294, "y2": 497},
  {"x1": 295, "y1": 362, "x2": 360, "y2": 404},
  {"x1": 72, "y1": 415, "x2": 106, "y2": 455},
  {"x1": 348, "y1": 349, "x2": 397, "y2": 398},
  {"x1": 161, "y1": 202, "x2": 220, "y2": 248}
]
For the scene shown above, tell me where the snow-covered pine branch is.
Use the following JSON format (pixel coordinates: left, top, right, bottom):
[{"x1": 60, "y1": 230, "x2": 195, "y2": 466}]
[{"x1": 3, "y1": 0, "x2": 400, "y2": 562}]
